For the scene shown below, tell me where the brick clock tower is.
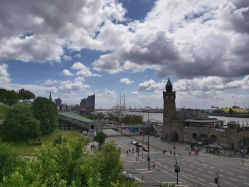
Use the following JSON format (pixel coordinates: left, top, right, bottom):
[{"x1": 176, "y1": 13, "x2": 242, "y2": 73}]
[{"x1": 162, "y1": 78, "x2": 176, "y2": 140}]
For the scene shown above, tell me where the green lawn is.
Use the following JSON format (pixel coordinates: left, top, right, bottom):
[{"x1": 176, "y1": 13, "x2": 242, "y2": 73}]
[
  {"x1": 0, "y1": 104, "x2": 9, "y2": 119},
  {"x1": 10, "y1": 129, "x2": 81, "y2": 155}
]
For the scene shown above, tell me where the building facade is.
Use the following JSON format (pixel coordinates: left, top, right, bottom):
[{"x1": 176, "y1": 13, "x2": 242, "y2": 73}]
[
  {"x1": 162, "y1": 79, "x2": 249, "y2": 150},
  {"x1": 80, "y1": 94, "x2": 95, "y2": 112},
  {"x1": 54, "y1": 98, "x2": 62, "y2": 106}
]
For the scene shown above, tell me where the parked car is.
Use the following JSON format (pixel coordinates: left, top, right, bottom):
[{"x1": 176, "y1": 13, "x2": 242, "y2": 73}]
[
  {"x1": 142, "y1": 146, "x2": 148, "y2": 152},
  {"x1": 126, "y1": 174, "x2": 135, "y2": 181},
  {"x1": 136, "y1": 142, "x2": 142, "y2": 147},
  {"x1": 131, "y1": 140, "x2": 136, "y2": 145}
]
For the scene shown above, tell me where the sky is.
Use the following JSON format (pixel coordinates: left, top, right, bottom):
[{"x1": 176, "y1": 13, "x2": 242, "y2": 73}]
[{"x1": 0, "y1": 0, "x2": 249, "y2": 109}]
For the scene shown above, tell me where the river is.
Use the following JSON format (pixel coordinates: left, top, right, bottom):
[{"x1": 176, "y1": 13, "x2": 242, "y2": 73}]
[{"x1": 126, "y1": 112, "x2": 249, "y2": 125}]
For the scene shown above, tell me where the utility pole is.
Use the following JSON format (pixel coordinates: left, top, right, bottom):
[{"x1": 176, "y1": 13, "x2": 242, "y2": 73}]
[
  {"x1": 174, "y1": 155, "x2": 180, "y2": 184},
  {"x1": 214, "y1": 169, "x2": 220, "y2": 187},
  {"x1": 147, "y1": 107, "x2": 151, "y2": 171}
]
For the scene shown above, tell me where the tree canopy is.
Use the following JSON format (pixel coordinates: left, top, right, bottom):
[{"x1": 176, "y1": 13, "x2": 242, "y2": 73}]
[
  {"x1": 18, "y1": 89, "x2": 36, "y2": 101},
  {"x1": 2, "y1": 104, "x2": 40, "y2": 140},
  {"x1": 0, "y1": 137, "x2": 137, "y2": 187},
  {"x1": 1, "y1": 90, "x2": 18, "y2": 107},
  {"x1": 32, "y1": 97, "x2": 58, "y2": 135},
  {"x1": 122, "y1": 115, "x2": 143, "y2": 124},
  {"x1": 94, "y1": 131, "x2": 107, "y2": 145}
]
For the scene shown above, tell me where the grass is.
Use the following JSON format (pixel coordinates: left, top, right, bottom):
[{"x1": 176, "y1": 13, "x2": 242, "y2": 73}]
[
  {"x1": 9, "y1": 129, "x2": 81, "y2": 155},
  {"x1": 0, "y1": 104, "x2": 9, "y2": 120}
]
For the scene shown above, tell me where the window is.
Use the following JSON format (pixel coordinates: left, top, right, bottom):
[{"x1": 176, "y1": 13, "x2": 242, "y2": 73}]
[
  {"x1": 166, "y1": 96, "x2": 169, "y2": 99},
  {"x1": 171, "y1": 96, "x2": 173, "y2": 99}
]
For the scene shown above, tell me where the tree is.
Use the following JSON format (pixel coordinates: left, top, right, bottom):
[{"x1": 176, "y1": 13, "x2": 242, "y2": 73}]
[
  {"x1": 18, "y1": 89, "x2": 36, "y2": 101},
  {"x1": 1, "y1": 104, "x2": 40, "y2": 140},
  {"x1": 0, "y1": 88, "x2": 7, "y2": 103},
  {"x1": 2, "y1": 90, "x2": 18, "y2": 107},
  {"x1": 0, "y1": 140, "x2": 24, "y2": 182},
  {"x1": 94, "y1": 131, "x2": 107, "y2": 145},
  {"x1": 32, "y1": 97, "x2": 58, "y2": 135},
  {"x1": 53, "y1": 135, "x2": 67, "y2": 146},
  {"x1": 229, "y1": 108, "x2": 234, "y2": 114},
  {"x1": 0, "y1": 138, "x2": 137, "y2": 187}
]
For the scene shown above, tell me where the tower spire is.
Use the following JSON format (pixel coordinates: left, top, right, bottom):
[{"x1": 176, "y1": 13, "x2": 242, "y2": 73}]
[{"x1": 49, "y1": 92, "x2": 52, "y2": 101}]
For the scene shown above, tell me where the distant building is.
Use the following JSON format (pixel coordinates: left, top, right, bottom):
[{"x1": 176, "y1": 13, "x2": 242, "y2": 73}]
[
  {"x1": 60, "y1": 104, "x2": 67, "y2": 112},
  {"x1": 80, "y1": 94, "x2": 95, "y2": 112},
  {"x1": 54, "y1": 98, "x2": 62, "y2": 106}
]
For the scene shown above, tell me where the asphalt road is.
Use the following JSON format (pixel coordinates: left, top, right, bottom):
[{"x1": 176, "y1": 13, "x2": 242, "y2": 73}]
[{"x1": 104, "y1": 129, "x2": 249, "y2": 187}]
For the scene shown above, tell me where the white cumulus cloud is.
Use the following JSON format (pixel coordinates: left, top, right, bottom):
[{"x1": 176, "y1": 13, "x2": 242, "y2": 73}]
[{"x1": 120, "y1": 78, "x2": 134, "y2": 84}]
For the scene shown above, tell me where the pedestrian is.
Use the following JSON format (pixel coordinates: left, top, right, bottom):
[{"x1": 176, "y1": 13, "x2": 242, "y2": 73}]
[
  {"x1": 127, "y1": 150, "x2": 128, "y2": 154},
  {"x1": 174, "y1": 151, "x2": 175, "y2": 155},
  {"x1": 179, "y1": 153, "x2": 180, "y2": 156},
  {"x1": 170, "y1": 150, "x2": 172, "y2": 154},
  {"x1": 129, "y1": 149, "x2": 130, "y2": 153},
  {"x1": 189, "y1": 151, "x2": 191, "y2": 156}
]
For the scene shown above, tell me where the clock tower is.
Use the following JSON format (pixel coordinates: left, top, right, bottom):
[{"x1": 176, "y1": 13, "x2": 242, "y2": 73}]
[{"x1": 162, "y1": 78, "x2": 176, "y2": 140}]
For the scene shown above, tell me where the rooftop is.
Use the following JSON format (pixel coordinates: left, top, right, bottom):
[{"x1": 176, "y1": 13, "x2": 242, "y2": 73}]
[
  {"x1": 166, "y1": 78, "x2": 172, "y2": 87},
  {"x1": 58, "y1": 111, "x2": 93, "y2": 123}
]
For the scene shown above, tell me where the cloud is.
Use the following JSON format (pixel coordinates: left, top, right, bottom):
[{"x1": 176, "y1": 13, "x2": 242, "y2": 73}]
[
  {"x1": 0, "y1": 64, "x2": 11, "y2": 86},
  {"x1": 0, "y1": 0, "x2": 126, "y2": 62},
  {"x1": 58, "y1": 80, "x2": 90, "y2": 92},
  {"x1": 131, "y1": 91, "x2": 138, "y2": 95},
  {"x1": 138, "y1": 79, "x2": 166, "y2": 92},
  {"x1": 43, "y1": 79, "x2": 59, "y2": 85},
  {"x1": 63, "y1": 55, "x2": 72, "y2": 61},
  {"x1": 97, "y1": 89, "x2": 116, "y2": 98},
  {"x1": 71, "y1": 62, "x2": 102, "y2": 77},
  {"x1": 61, "y1": 69, "x2": 73, "y2": 76},
  {"x1": 74, "y1": 76, "x2": 85, "y2": 82},
  {"x1": 120, "y1": 78, "x2": 134, "y2": 84},
  {"x1": 74, "y1": 54, "x2": 81, "y2": 58}
]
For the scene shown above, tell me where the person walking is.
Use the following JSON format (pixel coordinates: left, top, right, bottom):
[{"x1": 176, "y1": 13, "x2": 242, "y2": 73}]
[
  {"x1": 174, "y1": 151, "x2": 175, "y2": 156},
  {"x1": 189, "y1": 151, "x2": 191, "y2": 156}
]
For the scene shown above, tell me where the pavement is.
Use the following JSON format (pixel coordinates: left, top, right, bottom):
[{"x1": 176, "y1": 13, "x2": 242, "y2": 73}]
[{"x1": 104, "y1": 129, "x2": 249, "y2": 187}]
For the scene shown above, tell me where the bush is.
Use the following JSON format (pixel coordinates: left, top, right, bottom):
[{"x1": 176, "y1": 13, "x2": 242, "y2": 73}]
[{"x1": 28, "y1": 139, "x2": 42, "y2": 145}]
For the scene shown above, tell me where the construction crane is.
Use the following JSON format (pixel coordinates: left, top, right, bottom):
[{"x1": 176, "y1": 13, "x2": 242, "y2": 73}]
[
  {"x1": 138, "y1": 104, "x2": 142, "y2": 109},
  {"x1": 133, "y1": 103, "x2": 136, "y2": 110},
  {"x1": 181, "y1": 102, "x2": 185, "y2": 108},
  {"x1": 129, "y1": 104, "x2": 132, "y2": 110}
]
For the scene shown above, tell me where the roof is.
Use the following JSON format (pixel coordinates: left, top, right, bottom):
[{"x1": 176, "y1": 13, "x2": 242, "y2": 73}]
[
  {"x1": 166, "y1": 78, "x2": 172, "y2": 87},
  {"x1": 58, "y1": 112, "x2": 93, "y2": 123},
  {"x1": 184, "y1": 119, "x2": 223, "y2": 123},
  {"x1": 92, "y1": 120, "x2": 105, "y2": 130},
  {"x1": 227, "y1": 121, "x2": 240, "y2": 126}
]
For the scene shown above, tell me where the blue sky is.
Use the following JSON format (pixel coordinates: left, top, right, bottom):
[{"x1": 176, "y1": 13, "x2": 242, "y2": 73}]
[{"x1": 0, "y1": 0, "x2": 249, "y2": 109}]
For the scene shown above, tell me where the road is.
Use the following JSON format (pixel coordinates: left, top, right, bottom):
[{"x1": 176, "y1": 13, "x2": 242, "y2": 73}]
[{"x1": 104, "y1": 129, "x2": 249, "y2": 187}]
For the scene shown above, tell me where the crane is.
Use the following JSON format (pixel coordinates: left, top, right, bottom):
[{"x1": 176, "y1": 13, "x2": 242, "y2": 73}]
[
  {"x1": 129, "y1": 104, "x2": 132, "y2": 110},
  {"x1": 181, "y1": 102, "x2": 185, "y2": 108},
  {"x1": 138, "y1": 104, "x2": 142, "y2": 109},
  {"x1": 133, "y1": 103, "x2": 136, "y2": 110}
]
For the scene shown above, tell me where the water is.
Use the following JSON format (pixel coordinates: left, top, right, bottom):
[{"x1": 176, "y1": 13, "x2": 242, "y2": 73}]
[{"x1": 126, "y1": 112, "x2": 249, "y2": 125}]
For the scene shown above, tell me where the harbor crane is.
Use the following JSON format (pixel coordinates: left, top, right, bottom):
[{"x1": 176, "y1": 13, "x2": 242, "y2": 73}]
[
  {"x1": 181, "y1": 102, "x2": 185, "y2": 108},
  {"x1": 133, "y1": 103, "x2": 136, "y2": 110},
  {"x1": 138, "y1": 104, "x2": 142, "y2": 109}
]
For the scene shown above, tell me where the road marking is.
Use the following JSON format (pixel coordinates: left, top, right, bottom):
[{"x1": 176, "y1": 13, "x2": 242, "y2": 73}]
[
  {"x1": 210, "y1": 183, "x2": 216, "y2": 186},
  {"x1": 184, "y1": 168, "x2": 193, "y2": 172},
  {"x1": 239, "y1": 176, "x2": 247, "y2": 179},
  {"x1": 134, "y1": 177, "x2": 143, "y2": 182},
  {"x1": 207, "y1": 171, "x2": 213, "y2": 174},
  {"x1": 198, "y1": 168, "x2": 203, "y2": 170},
  {"x1": 189, "y1": 165, "x2": 194, "y2": 167},
  {"x1": 210, "y1": 166, "x2": 214, "y2": 169},
  {"x1": 232, "y1": 168, "x2": 243, "y2": 173},
  {"x1": 224, "y1": 181, "x2": 239, "y2": 187},
  {"x1": 219, "y1": 175, "x2": 224, "y2": 177},
  {"x1": 244, "y1": 182, "x2": 249, "y2": 186},
  {"x1": 228, "y1": 172, "x2": 234, "y2": 175},
  {"x1": 141, "y1": 170, "x2": 156, "y2": 174},
  {"x1": 230, "y1": 178, "x2": 238, "y2": 181},
  {"x1": 214, "y1": 163, "x2": 222, "y2": 167},
  {"x1": 198, "y1": 178, "x2": 205, "y2": 182},
  {"x1": 202, "y1": 174, "x2": 212, "y2": 179},
  {"x1": 182, "y1": 163, "x2": 186, "y2": 165}
]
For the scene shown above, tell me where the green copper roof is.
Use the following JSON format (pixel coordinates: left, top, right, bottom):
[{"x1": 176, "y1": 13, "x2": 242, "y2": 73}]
[
  {"x1": 166, "y1": 78, "x2": 172, "y2": 86},
  {"x1": 58, "y1": 112, "x2": 93, "y2": 123}
]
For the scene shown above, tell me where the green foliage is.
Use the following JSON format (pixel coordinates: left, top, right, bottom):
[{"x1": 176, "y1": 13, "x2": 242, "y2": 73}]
[
  {"x1": 0, "y1": 104, "x2": 9, "y2": 115},
  {"x1": 2, "y1": 104, "x2": 40, "y2": 140},
  {"x1": 53, "y1": 135, "x2": 67, "y2": 146},
  {"x1": 32, "y1": 97, "x2": 58, "y2": 135},
  {"x1": 2, "y1": 90, "x2": 18, "y2": 107},
  {"x1": 122, "y1": 115, "x2": 143, "y2": 124},
  {"x1": 0, "y1": 138, "x2": 136, "y2": 187},
  {"x1": 18, "y1": 89, "x2": 36, "y2": 101},
  {"x1": 108, "y1": 114, "x2": 120, "y2": 122},
  {"x1": 82, "y1": 112, "x2": 105, "y2": 120},
  {"x1": 0, "y1": 140, "x2": 24, "y2": 182},
  {"x1": 0, "y1": 89, "x2": 7, "y2": 103},
  {"x1": 229, "y1": 108, "x2": 234, "y2": 114},
  {"x1": 94, "y1": 131, "x2": 107, "y2": 145}
]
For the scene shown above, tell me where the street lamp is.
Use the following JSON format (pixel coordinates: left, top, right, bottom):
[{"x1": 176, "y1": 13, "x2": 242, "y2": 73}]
[
  {"x1": 174, "y1": 155, "x2": 180, "y2": 184},
  {"x1": 146, "y1": 106, "x2": 151, "y2": 171}
]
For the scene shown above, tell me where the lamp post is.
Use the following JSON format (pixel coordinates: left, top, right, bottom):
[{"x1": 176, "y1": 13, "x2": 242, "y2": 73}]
[
  {"x1": 174, "y1": 155, "x2": 180, "y2": 184},
  {"x1": 146, "y1": 107, "x2": 151, "y2": 171}
]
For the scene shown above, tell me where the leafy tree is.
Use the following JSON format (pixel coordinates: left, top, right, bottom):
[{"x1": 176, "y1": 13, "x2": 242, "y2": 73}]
[
  {"x1": 0, "y1": 138, "x2": 137, "y2": 187},
  {"x1": 32, "y1": 97, "x2": 58, "y2": 135},
  {"x1": 18, "y1": 89, "x2": 36, "y2": 101},
  {"x1": 0, "y1": 140, "x2": 24, "y2": 182},
  {"x1": 53, "y1": 135, "x2": 67, "y2": 146},
  {"x1": 2, "y1": 90, "x2": 18, "y2": 108},
  {"x1": 2, "y1": 104, "x2": 40, "y2": 140},
  {"x1": 0, "y1": 88, "x2": 7, "y2": 103},
  {"x1": 229, "y1": 108, "x2": 234, "y2": 114},
  {"x1": 94, "y1": 131, "x2": 107, "y2": 145}
]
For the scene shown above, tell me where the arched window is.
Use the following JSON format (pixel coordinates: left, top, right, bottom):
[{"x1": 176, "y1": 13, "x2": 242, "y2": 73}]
[
  {"x1": 171, "y1": 96, "x2": 173, "y2": 99},
  {"x1": 166, "y1": 96, "x2": 169, "y2": 99}
]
